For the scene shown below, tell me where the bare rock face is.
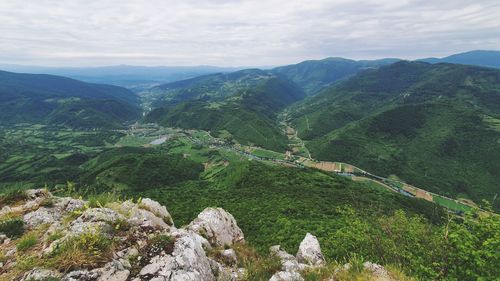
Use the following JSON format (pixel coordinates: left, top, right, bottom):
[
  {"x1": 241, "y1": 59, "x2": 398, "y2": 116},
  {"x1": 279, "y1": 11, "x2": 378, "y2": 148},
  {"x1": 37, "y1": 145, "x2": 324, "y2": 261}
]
[
  {"x1": 187, "y1": 207, "x2": 244, "y2": 247},
  {"x1": 296, "y1": 233, "x2": 325, "y2": 267},
  {"x1": 139, "y1": 232, "x2": 215, "y2": 281}
]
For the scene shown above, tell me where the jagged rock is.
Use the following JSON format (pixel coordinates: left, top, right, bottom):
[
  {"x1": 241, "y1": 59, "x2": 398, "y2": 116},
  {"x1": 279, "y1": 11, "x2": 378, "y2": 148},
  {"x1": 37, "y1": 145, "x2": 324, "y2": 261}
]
[
  {"x1": 23, "y1": 207, "x2": 62, "y2": 228},
  {"x1": 187, "y1": 207, "x2": 244, "y2": 247},
  {"x1": 139, "y1": 232, "x2": 215, "y2": 281},
  {"x1": 269, "y1": 270, "x2": 304, "y2": 281},
  {"x1": 296, "y1": 233, "x2": 325, "y2": 266},
  {"x1": 21, "y1": 268, "x2": 61, "y2": 281},
  {"x1": 140, "y1": 198, "x2": 174, "y2": 226}
]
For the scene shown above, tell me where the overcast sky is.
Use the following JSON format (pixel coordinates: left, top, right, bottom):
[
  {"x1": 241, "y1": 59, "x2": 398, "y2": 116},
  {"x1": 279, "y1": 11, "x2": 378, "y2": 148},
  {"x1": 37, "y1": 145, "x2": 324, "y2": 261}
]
[{"x1": 0, "y1": 0, "x2": 499, "y2": 67}]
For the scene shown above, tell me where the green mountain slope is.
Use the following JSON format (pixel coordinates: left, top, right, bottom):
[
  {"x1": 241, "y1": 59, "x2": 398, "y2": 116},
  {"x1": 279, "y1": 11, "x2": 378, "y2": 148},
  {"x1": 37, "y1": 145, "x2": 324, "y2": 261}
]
[
  {"x1": 0, "y1": 70, "x2": 140, "y2": 128},
  {"x1": 289, "y1": 61, "x2": 500, "y2": 209},
  {"x1": 271, "y1": 57, "x2": 399, "y2": 95},
  {"x1": 145, "y1": 71, "x2": 305, "y2": 151}
]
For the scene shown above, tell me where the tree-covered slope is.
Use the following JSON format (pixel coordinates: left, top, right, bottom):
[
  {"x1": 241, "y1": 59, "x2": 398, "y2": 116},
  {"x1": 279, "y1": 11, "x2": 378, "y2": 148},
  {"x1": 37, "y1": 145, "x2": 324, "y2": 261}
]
[
  {"x1": 289, "y1": 61, "x2": 500, "y2": 209},
  {"x1": 145, "y1": 73, "x2": 305, "y2": 151},
  {"x1": 271, "y1": 57, "x2": 399, "y2": 95},
  {"x1": 0, "y1": 70, "x2": 140, "y2": 128}
]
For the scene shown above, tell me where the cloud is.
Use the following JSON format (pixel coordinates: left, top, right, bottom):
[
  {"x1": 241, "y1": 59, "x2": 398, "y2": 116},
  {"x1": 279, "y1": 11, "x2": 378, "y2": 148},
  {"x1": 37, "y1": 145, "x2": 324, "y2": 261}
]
[{"x1": 0, "y1": 0, "x2": 499, "y2": 66}]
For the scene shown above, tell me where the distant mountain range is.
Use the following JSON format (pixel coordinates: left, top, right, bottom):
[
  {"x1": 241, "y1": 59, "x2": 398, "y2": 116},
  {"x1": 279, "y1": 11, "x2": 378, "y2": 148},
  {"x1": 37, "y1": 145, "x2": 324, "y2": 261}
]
[
  {"x1": 0, "y1": 70, "x2": 140, "y2": 129},
  {"x1": 419, "y1": 50, "x2": 500, "y2": 69},
  {"x1": 0, "y1": 64, "x2": 242, "y2": 91}
]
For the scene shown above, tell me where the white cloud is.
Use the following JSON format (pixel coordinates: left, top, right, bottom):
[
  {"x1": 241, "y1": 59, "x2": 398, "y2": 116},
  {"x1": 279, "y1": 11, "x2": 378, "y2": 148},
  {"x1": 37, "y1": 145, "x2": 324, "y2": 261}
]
[{"x1": 0, "y1": 0, "x2": 499, "y2": 66}]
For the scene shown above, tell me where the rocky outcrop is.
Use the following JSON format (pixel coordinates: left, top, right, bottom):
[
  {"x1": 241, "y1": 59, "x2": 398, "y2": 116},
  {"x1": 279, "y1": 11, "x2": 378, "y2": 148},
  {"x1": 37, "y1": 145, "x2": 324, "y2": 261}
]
[
  {"x1": 0, "y1": 189, "x2": 403, "y2": 281},
  {"x1": 187, "y1": 207, "x2": 244, "y2": 247},
  {"x1": 296, "y1": 233, "x2": 325, "y2": 266}
]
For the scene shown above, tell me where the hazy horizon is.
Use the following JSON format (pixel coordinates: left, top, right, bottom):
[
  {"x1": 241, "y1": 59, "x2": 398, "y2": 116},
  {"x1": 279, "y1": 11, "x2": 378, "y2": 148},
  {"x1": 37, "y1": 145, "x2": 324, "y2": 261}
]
[{"x1": 1, "y1": 0, "x2": 499, "y2": 67}]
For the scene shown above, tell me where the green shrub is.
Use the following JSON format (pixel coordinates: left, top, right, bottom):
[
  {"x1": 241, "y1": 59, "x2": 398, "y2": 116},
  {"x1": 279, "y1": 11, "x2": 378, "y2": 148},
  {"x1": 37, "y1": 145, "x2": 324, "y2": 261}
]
[
  {"x1": 0, "y1": 217, "x2": 24, "y2": 238},
  {"x1": 16, "y1": 233, "x2": 38, "y2": 251}
]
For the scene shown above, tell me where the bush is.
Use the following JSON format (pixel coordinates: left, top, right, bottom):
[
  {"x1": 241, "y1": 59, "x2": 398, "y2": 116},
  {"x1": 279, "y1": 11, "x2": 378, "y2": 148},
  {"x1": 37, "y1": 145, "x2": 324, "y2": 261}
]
[
  {"x1": 16, "y1": 233, "x2": 38, "y2": 251},
  {"x1": 0, "y1": 217, "x2": 24, "y2": 238}
]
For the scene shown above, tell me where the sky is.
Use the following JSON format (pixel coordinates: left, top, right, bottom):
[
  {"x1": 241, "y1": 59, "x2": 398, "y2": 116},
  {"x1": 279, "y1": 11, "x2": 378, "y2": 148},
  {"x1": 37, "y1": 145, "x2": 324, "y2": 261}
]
[{"x1": 0, "y1": 0, "x2": 499, "y2": 67}]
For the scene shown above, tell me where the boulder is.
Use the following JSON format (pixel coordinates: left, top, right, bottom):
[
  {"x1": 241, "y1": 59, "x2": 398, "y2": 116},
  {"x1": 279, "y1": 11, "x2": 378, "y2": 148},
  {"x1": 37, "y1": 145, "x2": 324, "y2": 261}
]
[
  {"x1": 140, "y1": 198, "x2": 174, "y2": 226},
  {"x1": 296, "y1": 233, "x2": 325, "y2": 266},
  {"x1": 187, "y1": 207, "x2": 244, "y2": 247},
  {"x1": 128, "y1": 208, "x2": 170, "y2": 231},
  {"x1": 23, "y1": 207, "x2": 61, "y2": 228}
]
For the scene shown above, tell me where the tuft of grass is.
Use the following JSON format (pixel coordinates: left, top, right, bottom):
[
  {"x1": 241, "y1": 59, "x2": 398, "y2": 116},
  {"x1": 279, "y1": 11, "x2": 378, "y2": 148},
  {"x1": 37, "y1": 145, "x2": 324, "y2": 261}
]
[
  {"x1": 0, "y1": 188, "x2": 28, "y2": 205},
  {"x1": 86, "y1": 192, "x2": 123, "y2": 208},
  {"x1": 48, "y1": 231, "x2": 113, "y2": 272},
  {"x1": 232, "y1": 243, "x2": 282, "y2": 281},
  {"x1": 46, "y1": 230, "x2": 65, "y2": 243},
  {"x1": 0, "y1": 217, "x2": 24, "y2": 238},
  {"x1": 39, "y1": 197, "x2": 55, "y2": 208},
  {"x1": 16, "y1": 233, "x2": 38, "y2": 251}
]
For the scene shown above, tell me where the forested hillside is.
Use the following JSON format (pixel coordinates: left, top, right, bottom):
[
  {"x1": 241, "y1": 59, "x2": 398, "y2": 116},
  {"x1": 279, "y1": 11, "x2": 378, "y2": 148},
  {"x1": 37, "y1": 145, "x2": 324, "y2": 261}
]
[{"x1": 289, "y1": 61, "x2": 500, "y2": 210}]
